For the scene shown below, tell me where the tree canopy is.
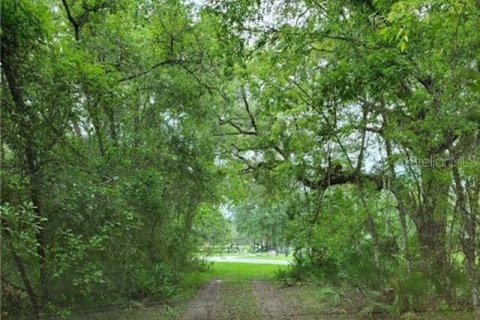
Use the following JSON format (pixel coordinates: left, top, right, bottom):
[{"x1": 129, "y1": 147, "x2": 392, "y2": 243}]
[{"x1": 1, "y1": 0, "x2": 479, "y2": 318}]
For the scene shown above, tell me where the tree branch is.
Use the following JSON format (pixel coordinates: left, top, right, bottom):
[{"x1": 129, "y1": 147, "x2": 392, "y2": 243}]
[
  {"x1": 117, "y1": 59, "x2": 184, "y2": 83},
  {"x1": 300, "y1": 169, "x2": 383, "y2": 191},
  {"x1": 61, "y1": 0, "x2": 80, "y2": 41},
  {"x1": 241, "y1": 87, "x2": 258, "y2": 132}
]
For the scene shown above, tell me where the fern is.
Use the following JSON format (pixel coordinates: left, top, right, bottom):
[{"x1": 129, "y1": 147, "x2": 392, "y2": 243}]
[{"x1": 319, "y1": 285, "x2": 343, "y2": 306}]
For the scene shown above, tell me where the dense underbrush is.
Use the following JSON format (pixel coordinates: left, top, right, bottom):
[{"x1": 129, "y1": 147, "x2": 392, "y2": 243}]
[{"x1": 276, "y1": 244, "x2": 476, "y2": 318}]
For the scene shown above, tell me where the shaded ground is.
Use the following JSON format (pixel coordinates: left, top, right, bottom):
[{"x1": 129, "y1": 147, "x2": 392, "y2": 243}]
[
  {"x1": 181, "y1": 280, "x2": 222, "y2": 320},
  {"x1": 216, "y1": 280, "x2": 263, "y2": 320},
  {"x1": 180, "y1": 279, "x2": 348, "y2": 320},
  {"x1": 181, "y1": 279, "x2": 478, "y2": 320},
  {"x1": 252, "y1": 280, "x2": 306, "y2": 320},
  {"x1": 71, "y1": 262, "x2": 478, "y2": 320}
]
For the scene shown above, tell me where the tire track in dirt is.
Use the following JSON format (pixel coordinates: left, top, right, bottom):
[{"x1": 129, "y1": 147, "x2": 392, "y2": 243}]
[
  {"x1": 252, "y1": 280, "x2": 300, "y2": 320},
  {"x1": 182, "y1": 280, "x2": 222, "y2": 320},
  {"x1": 252, "y1": 281, "x2": 337, "y2": 320}
]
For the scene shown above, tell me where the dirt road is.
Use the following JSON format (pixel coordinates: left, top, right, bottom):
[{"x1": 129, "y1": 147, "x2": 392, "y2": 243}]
[
  {"x1": 181, "y1": 280, "x2": 222, "y2": 320},
  {"x1": 181, "y1": 280, "x2": 347, "y2": 320}
]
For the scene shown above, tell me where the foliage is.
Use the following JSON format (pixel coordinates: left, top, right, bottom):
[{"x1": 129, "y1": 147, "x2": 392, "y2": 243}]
[
  {"x1": 1, "y1": 0, "x2": 227, "y2": 317},
  {"x1": 194, "y1": 204, "x2": 232, "y2": 248},
  {"x1": 136, "y1": 262, "x2": 179, "y2": 300},
  {"x1": 210, "y1": 0, "x2": 480, "y2": 315},
  {"x1": 1, "y1": 0, "x2": 480, "y2": 318}
]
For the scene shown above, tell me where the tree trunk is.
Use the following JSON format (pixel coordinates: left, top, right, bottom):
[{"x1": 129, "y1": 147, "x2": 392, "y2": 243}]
[
  {"x1": 7, "y1": 234, "x2": 40, "y2": 318},
  {"x1": 451, "y1": 155, "x2": 478, "y2": 309},
  {"x1": 1, "y1": 39, "x2": 49, "y2": 312},
  {"x1": 384, "y1": 136, "x2": 411, "y2": 267},
  {"x1": 415, "y1": 164, "x2": 452, "y2": 302}
]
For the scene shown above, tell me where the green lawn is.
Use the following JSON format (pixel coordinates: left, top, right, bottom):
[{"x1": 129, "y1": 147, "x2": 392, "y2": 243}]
[
  {"x1": 204, "y1": 262, "x2": 287, "y2": 281},
  {"x1": 178, "y1": 262, "x2": 286, "y2": 294}
]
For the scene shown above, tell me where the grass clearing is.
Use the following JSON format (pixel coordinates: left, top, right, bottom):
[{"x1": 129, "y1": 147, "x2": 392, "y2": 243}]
[{"x1": 205, "y1": 262, "x2": 288, "y2": 282}]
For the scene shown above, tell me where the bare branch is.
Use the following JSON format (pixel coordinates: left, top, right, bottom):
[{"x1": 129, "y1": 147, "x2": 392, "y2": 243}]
[
  {"x1": 241, "y1": 87, "x2": 258, "y2": 132},
  {"x1": 61, "y1": 0, "x2": 80, "y2": 41},
  {"x1": 61, "y1": 0, "x2": 110, "y2": 41},
  {"x1": 178, "y1": 62, "x2": 215, "y2": 93},
  {"x1": 118, "y1": 59, "x2": 184, "y2": 83}
]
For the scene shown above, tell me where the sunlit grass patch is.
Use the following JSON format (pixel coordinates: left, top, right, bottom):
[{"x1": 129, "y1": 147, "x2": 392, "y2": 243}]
[{"x1": 208, "y1": 262, "x2": 289, "y2": 282}]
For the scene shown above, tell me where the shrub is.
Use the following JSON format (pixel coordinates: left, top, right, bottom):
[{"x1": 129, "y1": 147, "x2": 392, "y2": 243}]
[{"x1": 136, "y1": 262, "x2": 179, "y2": 300}]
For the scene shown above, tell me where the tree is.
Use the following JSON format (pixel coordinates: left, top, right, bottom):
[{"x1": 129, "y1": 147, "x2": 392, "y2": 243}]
[
  {"x1": 1, "y1": 0, "x2": 225, "y2": 316},
  {"x1": 211, "y1": 0, "x2": 480, "y2": 310}
]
